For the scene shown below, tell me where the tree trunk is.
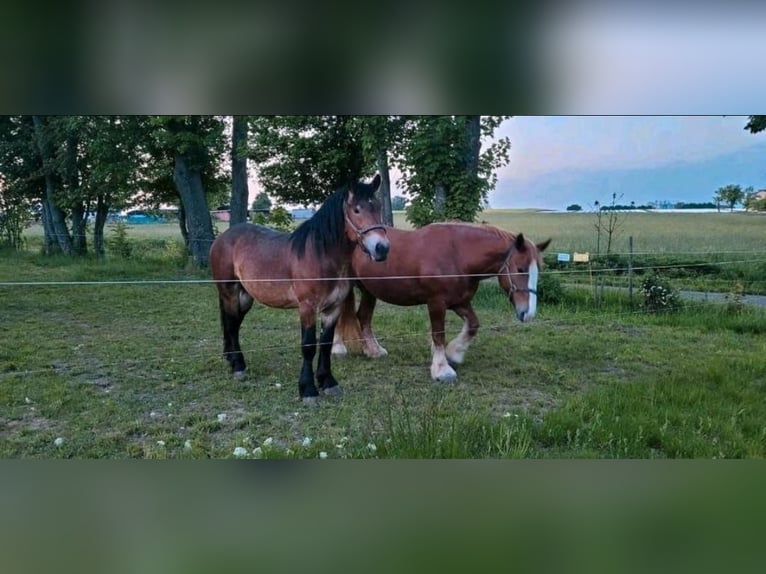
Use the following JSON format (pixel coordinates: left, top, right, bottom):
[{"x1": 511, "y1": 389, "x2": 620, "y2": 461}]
[
  {"x1": 434, "y1": 183, "x2": 447, "y2": 221},
  {"x1": 70, "y1": 202, "x2": 88, "y2": 255},
  {"x1": 173, "y1": 154, "x2": 215, "y2": 267},
  {"x1": 40, "y1": 200, "x2": 61, "y2": 255},
  {"x1": 376, "y1": 148, "x2": 393, "y2": 226},
  {"x1": 464, "y1": 115, "x2": 481, "y2": 179},
  {"x1": 177, "y1": 202, "x2": 189, "y2": 248},
  {"x1": 65, "y1": 132, "x2": 88, "y2": 255},
  {"x1": 93, "y1": 194, "x2": 109, "y2": 257},
  {"x1": 229, "y1": 115, "x2": 249, "y2": 226},
  {"x1": 32, "y1": 115, "x2": 73, "y2": 255}
]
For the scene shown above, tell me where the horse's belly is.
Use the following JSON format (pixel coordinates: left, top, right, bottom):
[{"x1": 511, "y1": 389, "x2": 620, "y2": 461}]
[
  {"x1": 360, "y1": 278, "x2": 428, "y2": 306},
  {"x1": 245, "y1": 282, "x2": 300, "y2": 309}
]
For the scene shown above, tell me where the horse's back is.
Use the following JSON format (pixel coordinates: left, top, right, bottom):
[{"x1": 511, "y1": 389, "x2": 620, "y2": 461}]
[{"x1": 210, "y1": 223, "x2": 290, "y2": 281}]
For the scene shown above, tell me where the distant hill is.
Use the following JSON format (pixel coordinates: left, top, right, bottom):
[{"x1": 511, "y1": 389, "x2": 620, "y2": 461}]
[{"x1": 494, "y1": 141, "x2": 766, "y2": 210}]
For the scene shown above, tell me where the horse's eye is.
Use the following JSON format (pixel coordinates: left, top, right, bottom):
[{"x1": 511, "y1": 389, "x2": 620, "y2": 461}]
[{"x1": 354, "y1": 206, "x2": 361, "y2": 214}]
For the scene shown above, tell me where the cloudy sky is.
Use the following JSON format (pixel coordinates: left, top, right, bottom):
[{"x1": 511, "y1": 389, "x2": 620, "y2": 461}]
[{"x1": 489, "y1": 116, "x2": 766, "y2": 209}]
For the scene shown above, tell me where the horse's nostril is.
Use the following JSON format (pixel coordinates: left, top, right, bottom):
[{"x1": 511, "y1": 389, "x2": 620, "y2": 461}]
[{"x1": 375, "y1": 242, "x2": 390, "y2": 260}]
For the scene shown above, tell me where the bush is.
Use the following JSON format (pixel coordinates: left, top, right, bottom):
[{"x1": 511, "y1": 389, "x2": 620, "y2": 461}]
[
  {"x1": 640, "y1": 274, "x2": 681, "y2": 313},
  {"x1": 107, "y1": 222, "x2": 132, "y2": 258},
  {"x1": 538, "y1": 272, "x2": 564, "y2": 304}
]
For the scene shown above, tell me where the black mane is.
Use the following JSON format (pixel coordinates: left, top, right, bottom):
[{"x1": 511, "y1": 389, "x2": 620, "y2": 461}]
[{"x1": 290, "y1": 179, "x2": 377, "y2": 259}]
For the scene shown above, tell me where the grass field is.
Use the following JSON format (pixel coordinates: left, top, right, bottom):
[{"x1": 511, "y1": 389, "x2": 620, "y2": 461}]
[{"x1": 2, "y1": 212, "x2": 765, "y2": 458}]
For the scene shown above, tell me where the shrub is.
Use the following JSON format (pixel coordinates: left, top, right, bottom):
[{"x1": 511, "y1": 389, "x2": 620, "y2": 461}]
[
  {"x1": 640, "y1": 274, "x2": 681, "y2": 313},
  {"x1": 107, "y1": 222, "x2": 132, "y2": 258},
  {"x1": 538, "y1": 272, "x2": 564, "y2": 304}
]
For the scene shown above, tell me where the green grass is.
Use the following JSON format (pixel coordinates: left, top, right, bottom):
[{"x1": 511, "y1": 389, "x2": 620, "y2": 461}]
[{"x1": 2, "y1": 241, "x2": 765, "y2": 459}]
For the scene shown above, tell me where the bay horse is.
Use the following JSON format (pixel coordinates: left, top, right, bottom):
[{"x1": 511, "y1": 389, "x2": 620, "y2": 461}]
[
  {"x1": 209, "y1": 174, "x2": 390, "y2": 404},
  {"x1": 332, "y1": 222, "x2": 550, "y2": 383}
]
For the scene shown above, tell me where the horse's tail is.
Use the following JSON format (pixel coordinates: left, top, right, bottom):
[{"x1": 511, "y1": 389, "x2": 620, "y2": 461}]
[{"x1": 334, "y1": 286, "x2": 363, "y2": 355}]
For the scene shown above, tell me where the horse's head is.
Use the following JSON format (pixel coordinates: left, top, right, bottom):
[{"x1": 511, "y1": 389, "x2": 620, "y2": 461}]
[
  {"x1": 498, "y1": 233, "x2": 551, "y2": 323},
  {"x1": 344, "y1": 173, "x2": 390, "y2": 262}
]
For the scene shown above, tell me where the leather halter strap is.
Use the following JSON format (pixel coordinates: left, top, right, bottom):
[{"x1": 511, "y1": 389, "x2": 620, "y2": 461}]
[{"x1": 344, "y1": 213, "x2": 387, "y2": 240}]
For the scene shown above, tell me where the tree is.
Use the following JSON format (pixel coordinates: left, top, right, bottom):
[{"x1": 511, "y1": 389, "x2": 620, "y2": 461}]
[
  {"x1": 714, "y1": 184, "x2": 745, "y2": 212},
  {"x1": 592, "y1": 193, "x2": 627, "y2": 256},
  {"x1": 744, "y1": 189, "x2": 766, "y2": 211},
  {"x1": 248, "y1": 116, "x2": 369, "y2": 206},
  {"x1": 745, "y1": 116, "x2": 766, "y2": 133},
  {"x1": 566, "y1": 204, "x2": 582, "y2": 212},
  {"x1": 229, "y1": 115, "x2": 249, "y2": 226},
  {"x1": 391, "y1": 196, "x2": 407, "y2": 210},
  {"x1": 147, "y1": 116, "x2": 227, "y2": 266},
  {"x1": 395, "y1": 116, "x2": 510, "y2": 227},
  {"x1": 252, "y1": 192, "x2": 272, "y2": 213}
]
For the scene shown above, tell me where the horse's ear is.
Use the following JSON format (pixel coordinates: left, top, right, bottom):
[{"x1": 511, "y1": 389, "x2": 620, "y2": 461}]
[
  {"x1": 371, "y1": 173, "x2": 381, "y2": 192},
  {"x1": 346, "y1": 189, "x2": 355, "y2": 204},
  {"x1": 536, "y1": 238, "x2": 552, "y2": 252},
  {"x1": 514, "y1": 233, "x2": 526, "y2": 251}
]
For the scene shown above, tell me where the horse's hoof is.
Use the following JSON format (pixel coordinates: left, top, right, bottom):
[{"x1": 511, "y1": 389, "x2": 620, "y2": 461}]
[
  {"x1": 322, "y1": 385, "x2": 344, "y2": 398},
  {"x1": 331, "y1": 343, "x2": 348, "y2": 358},
  {"x1": 434, "y1": 372, "x2": 458, "y2": 384},
  {"x1": 233, "y1": 370, "x2": 247, "y2": 380},
  {"x1": 302, "y1": 396, "x2": 320, "y2": 407}
]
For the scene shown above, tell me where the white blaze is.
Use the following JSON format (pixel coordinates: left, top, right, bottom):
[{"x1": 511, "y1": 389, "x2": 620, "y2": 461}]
[{"x1": 526, "y1": 261, "x2": 539, "y2": 321}]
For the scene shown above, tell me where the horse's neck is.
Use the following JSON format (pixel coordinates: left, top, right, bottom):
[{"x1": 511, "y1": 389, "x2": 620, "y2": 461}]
[{"x1": 469, "y1": 231, "x2": 513, "y2": 275}]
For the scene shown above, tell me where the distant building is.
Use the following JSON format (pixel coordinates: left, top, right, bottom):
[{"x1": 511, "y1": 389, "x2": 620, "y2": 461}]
[{"x1": 291, "y1": 208, "x2": 316, "y2": 220}]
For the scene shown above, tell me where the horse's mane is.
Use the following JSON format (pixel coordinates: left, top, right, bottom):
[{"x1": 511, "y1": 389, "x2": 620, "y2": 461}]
[
  {"x1": 290, "y1": 179, "x2": 378, "y2": 259},
  {"x1": 430, "y1": 220, "x2": 515, "y2": 242}
]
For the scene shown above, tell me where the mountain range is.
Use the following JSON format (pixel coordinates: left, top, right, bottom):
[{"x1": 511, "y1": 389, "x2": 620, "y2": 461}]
[{"x1": 492, "y1": 140, "x2": 766, "y2": 210}]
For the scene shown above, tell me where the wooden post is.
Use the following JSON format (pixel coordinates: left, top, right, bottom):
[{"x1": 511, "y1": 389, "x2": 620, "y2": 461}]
[{"x1": 628, "y1": 236, "x2": 634, "y2": 308}]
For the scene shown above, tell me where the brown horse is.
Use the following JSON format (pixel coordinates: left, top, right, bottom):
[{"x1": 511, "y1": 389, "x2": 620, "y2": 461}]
[
  {"x1": 209, "y1": 175, "x2": 390, "y2": 404},
  {"x1": 332, "y1": 222, "x2": 550, "y2": 383}
]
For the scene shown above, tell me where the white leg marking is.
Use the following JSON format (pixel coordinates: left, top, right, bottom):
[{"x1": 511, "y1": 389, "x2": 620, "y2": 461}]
[
  {"x1": 446, "y1": 318, "x2": 471, "y2": 365},
  {"x1": 331, "y1": 330, "x2": 348, "y2": 357},
  {"x1": 363, "y1": 337, "x2": 388, "y2": 358},
  {"x1": 431, "y1": 344, "x2": 457, "y2": 382},
  {"x1": 526, "y1": 261, "x2": 539, "y2": 321}
]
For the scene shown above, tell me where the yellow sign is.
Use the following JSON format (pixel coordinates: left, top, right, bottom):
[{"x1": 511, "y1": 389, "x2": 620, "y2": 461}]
[{"x1": 573, "y1": 252, "x2": 590, "y2": 263}]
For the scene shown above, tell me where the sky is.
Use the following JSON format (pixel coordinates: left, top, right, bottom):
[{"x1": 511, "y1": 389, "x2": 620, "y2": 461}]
[{"x1": 489, "y1": 116, "x2": 766, "y2": 210}]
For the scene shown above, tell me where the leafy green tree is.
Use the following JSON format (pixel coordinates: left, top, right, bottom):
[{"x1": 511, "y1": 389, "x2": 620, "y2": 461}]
[
  {"x1": 248, "y1": 116, "x2": 369, "y2": 206},
  {"x1": 714, "y1": 184, "x2": 745, "y2": 212},
  {"x1": 745, "y1": 116, "x2": 766, "y2": 133},
  {"x1": 395, "y1": 116, "x2": 510, "y2": 227},
  {"x1": 566, "y1": 204, "x2": 582, "y2": 212},
  {"x1": 144, "y1": 116, "x2": 227, "y2": 266},
  {"x1": 251, "y1": 192, "x2": 272, "y2": 212}
]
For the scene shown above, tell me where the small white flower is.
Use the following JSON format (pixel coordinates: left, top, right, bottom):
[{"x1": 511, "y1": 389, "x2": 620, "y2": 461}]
[
  {"x1": 25, "y1": 397, "x2": 32, "y2": 404},
  {"x1": 263, "y1": 437, "x2": 273, "y2": 447},
  {"x1": 275, "y1": 383, "x2": 282, "y2": 389},
  {"x1": 503, "y1": 412, "x2": 512, "y2": 418},
  {"x1": 156, "y1": 440, "x2": 166, "y2": 447},
  {"x1": 253, "y1": 447, "x2": 263, "y2": 459},
  {"x1": 233, "y1": 446, "x2": 248, "y2": 457},
  {"x1": 167, "y1": 402, "x2": 173, "y2": 407},
  {"x1": 367, "y1": 443, "x2": 377, "y2": 452},
  {"x1": 149, "y1": 411, "x2": 158, "y2": 418},
  {"x1": 302, "y1": 437, "x2": 312, "y2": 447},
  {"x1": 335, "y1": 443, "x2": 344, "y2": 449},
  {"x1": 184, "y1": 440, "x2": 192, "y2": 450},
  {"x1": 286, "y1": 448, "x2": 294, "y2": 456},
  {"x1": 319, "y1": 451, "x2": 328, "y2": 459},
  {"x1": 53, "y1": 437, "x2": 65, "y2": 447},
  {"x1": 217, "y1": 413, "x2": 227, "y2": 422}
]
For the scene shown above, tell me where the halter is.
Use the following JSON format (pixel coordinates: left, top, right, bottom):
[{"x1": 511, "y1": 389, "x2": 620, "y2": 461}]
[
  {"x1": 500, "y1": 245, "x2": 538, "y2": 298},
  {"x1": 344, "y1": 210, "x2": 387, "y2": 241}
]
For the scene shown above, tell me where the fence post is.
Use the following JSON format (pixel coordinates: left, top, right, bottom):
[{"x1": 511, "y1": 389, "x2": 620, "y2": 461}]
[{"x1": 628, "y1": 235, "x2": 634, "y2": 308}]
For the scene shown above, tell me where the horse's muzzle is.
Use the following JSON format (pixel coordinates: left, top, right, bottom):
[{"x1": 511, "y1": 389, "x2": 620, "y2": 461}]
[{"x1": 372, "y1": 241, "x2": 389, "y2": 261}]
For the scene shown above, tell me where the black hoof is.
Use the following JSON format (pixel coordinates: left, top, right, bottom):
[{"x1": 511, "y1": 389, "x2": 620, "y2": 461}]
[{"x1": 302, "y1": 396, "x2": 320, "y2": 407}]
